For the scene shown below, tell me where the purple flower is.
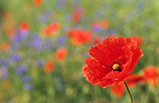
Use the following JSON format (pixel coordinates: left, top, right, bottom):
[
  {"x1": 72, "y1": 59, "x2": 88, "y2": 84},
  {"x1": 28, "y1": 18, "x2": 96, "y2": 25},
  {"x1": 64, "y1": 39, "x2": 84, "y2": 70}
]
[
  {"x1": 56, "y1": 36, "x2": 66, "y2": 45},
  {"x1": 11, "y1": 29, "x2": 28, "y2": 43},
  {"x1": 16, "y1": 64, "x2": 27, "y2": 76},
  {"x1": 11, "y1": 43, "x2": 20, "y2": 50},
  {"x1": 27, "y1": 35, "x2": 43, "y2": 50},
  {"x1": 32, "y1": 36, "x2": 43, "y2": 49},
  {"x1": 19, "y1": 29, "x2": 28, "y2": 38},
  {"x1": 57, "y1": 0, "x2": 66, "y2": 9},
  {"x1": 0, "y1": 66, "x2": 8, "y2": 79},
  {"x1": 0, "y1": 58, "x2": 9, "y2": 66},
  {"x1": 11, "y1": 53, "x2": 21, "y2": 61},
  {"x1": 35, "y1": 60, "x2": 44, "y2": 67},
  {"x1": 21, "y1": 76, "x2": 31, "y2": 82},
  {"x1": 23, "y1": 83, "x2": 34, "y2": 90},
  {"x1": 39, "y1": 10, "x2": 52, "y2": 23},
  {"x1": 107, "y1": 29, "x2": 116, "y2": 35},
  {"x1": 92, "y1": 24, "x2": 101, "y2": 32},
  {"x1": 39, "y1": 15, "x2": 47, "y2": 23},
  {"x1": 96, "y1": 10, "x2": 104, "y2": 17}
]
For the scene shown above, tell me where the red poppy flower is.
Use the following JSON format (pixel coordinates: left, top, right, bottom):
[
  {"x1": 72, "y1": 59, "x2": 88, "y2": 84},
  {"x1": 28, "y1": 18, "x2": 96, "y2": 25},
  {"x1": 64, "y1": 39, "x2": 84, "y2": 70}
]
[
  {"x1": 125, "y1": 75, "x2": 144, "y2": 87},
  {"x1": 143, "y1": 66, "x2": 159, "y2": 86},
  {"x1": 92, "y1": 20, "x2": 109, "y2": 30},
  {"x1": 132, "y1": 35, "x2": 143, "y2": 46},
  {"x1": 72, "y1": 12, "x2": 81, "y2": 22},
  {"x1": 4, "y1": 25, "x2": 14, "y2": 37},
  {"x1": 82, "y1": 37, "x2": 144, "y2": 88},
  {"x1": 20, "y1": 21, "x2": 29, "y2": 31},
  {"x1": 1, "y1": 42, "x2": 10, "y2": 52},
  {"x1": 43, "y1": 60, "x2": 54, "y2": 73},
  {"x1": 3, "y1": 13, "x2": 15, "y2": 37},
  {"x1": 72, "y1": 8, "x2": 84, "y2": 22},
  {"x1": 67, "y1": 29, "x2": 92, "y2": 45},
  {"x1": 110, "y1": 83, "x2": 125, "y2": 98},
  {"x1": 42, "y1": 22, "x2": 60, "y2": 36},
  {"x1": 91, "y1": 36, "x2": 102, "y2": 45},
  {"x1": 56, "y1": 47, "x2": 68, "y2": 61},
  {"x1": 34, "y1": 0, "x2": 42, "y2": 6},
  {"x1": 99, "y1": 20, "x2": 109, "y2": 29}
]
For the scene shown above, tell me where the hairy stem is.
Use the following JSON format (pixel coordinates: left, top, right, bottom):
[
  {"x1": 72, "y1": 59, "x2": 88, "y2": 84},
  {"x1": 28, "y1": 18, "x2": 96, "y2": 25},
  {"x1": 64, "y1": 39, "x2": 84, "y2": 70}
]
[{"x1": 124, "y1": 81, "x2": 133, "y2": 103}]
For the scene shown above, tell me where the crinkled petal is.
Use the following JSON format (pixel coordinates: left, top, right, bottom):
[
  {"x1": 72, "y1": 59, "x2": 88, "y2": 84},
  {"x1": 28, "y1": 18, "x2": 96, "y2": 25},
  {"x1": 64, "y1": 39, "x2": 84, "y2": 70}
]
[{"x1": 82, "y1": 37, "x2": 144, "y2": 88}]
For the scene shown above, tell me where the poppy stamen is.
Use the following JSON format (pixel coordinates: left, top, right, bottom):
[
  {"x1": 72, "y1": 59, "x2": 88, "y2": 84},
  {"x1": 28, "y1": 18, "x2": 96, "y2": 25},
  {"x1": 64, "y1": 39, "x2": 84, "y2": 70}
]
[
  {"x1": 112, "y1": 64, "x2": 120, "y2": 70},
  {"x1": 110, "y1": 61, "x2": 122, "y2": 72}
]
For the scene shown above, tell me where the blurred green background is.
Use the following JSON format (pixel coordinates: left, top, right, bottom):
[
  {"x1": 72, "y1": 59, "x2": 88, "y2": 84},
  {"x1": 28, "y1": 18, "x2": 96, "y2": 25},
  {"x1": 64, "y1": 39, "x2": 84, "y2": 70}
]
[{"x1": 0, "y1": 0, "x2": 159, "y2": 103}]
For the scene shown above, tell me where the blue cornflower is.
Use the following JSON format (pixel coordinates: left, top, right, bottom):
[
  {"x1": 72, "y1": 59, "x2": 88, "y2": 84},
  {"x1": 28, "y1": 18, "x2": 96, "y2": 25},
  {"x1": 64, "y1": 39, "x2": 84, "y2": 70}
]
[
  {"x1": 56, "y1": 36, "x2": 66, "y2": 45},
  {"x1": 0, "y1": 66, "x2": 8, "y2": 79},
  {"x1": 107, "y1": 29, "x2": 116, "y2": 35},
  {"x1": 11, "y1": 29, "x2": 28, "y2": 43},
  {"x1": 35, "y1": 60, "x2": 44, "y2": 67},
  {"x1": 21, "y1": 75, "x2": 31, "y2": 82},
  {"x1": 32, "y1": 35, "x2": 43, "y2": 49},
  {"x1": 0, "y1": 58, "x2": 9, "y2": 66},
  {"x1": 16, "y1": 64, "x2": 27, "y2": 76},
  {"x1": 92, "y1": 24, "x2": 102, "y2": 32},
  {"x1": 11, "y1": 53, "x2": 21, "y2": 62},
  {"x1": 11, "y1": 43, "x2": 20, "y2": 50}
]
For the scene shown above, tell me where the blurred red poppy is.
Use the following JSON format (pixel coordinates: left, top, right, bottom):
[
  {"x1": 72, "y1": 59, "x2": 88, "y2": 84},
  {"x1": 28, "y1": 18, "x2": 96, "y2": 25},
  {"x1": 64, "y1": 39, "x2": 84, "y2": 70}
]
[
  {"x1": 42, "y1": 22, "x2": 60, "y2": 36},
  {"x1": 126, "y1": 75, "x2": 144, "y2": 87},
  {"x1": 99, "y1": 20, "x2": 109, "y2": 29},
  {"x1": 82, "y1": 37, "x2": 143, "y2": 88},
  {"x1": 56, "y1": 47, "x2": 68, "y2": 61},
  {"x1": 3, "y1": 12, "x2": 15, "y2": 37},
  {"x1": 110, "y1": 74, "x2": 143, "y2": 98},
  {"x1": 91, "y1": 36, "x2": 102, "y2": 45},
  {"x1": 92, "y1": 20, "x2": 109, "y2": 29},
  {"x1": 132, "y1": 35, "x2": 143, "y2": 46},
  {"x1": 143, "y1": 66, "x2": 159, "y2": 86},
  {"x1": 1, "y1": 42, "x2": 10, "y2": 52},
  {"x1": 110, "y1": 83, "x2": 125, "y2": 98},
  {"x1": 43, "y1": 60, "x2": 54, "y2": 73},
  {"x1": 20, "y1": 21, "x2": 29, "y2": 31},
  {"x1": 3, "y1": 25, "x2": 14, "y2": 37},
  {"x1": 67, "y1": 29, "x2": 92, "y2": 45},
  {"x1": 72, "y1": 8, "x2": 84, "y2": 22},
  {"x1": 34, "y1": 0, "x2": 42, "y2": 6}
]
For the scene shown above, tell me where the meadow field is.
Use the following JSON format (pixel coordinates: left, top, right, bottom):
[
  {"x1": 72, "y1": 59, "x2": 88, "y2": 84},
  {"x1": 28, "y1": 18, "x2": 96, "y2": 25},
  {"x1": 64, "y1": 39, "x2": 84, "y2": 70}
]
[{"x1": 0, "y1": 0, "x2": 159, "y2": 103}]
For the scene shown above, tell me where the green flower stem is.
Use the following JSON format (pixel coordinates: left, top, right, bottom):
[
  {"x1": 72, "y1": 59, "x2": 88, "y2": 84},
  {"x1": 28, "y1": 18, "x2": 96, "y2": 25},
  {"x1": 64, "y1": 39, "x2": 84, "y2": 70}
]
[{"x1": 124, "y1": 81, "x2": 133, "y2": 103}]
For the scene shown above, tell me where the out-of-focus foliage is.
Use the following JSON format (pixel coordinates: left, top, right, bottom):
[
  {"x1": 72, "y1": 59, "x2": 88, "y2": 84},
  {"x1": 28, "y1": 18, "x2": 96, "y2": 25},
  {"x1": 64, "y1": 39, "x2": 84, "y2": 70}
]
[{"x1": 0, "y1": 0, "x2": 159, "y2": 103}]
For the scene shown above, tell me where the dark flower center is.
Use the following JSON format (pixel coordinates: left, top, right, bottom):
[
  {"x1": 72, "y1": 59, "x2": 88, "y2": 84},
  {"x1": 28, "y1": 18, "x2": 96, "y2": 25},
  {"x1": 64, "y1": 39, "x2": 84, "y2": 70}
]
[{"x1": 110, "y1": 61, "x2": 122, "y2": 72}]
